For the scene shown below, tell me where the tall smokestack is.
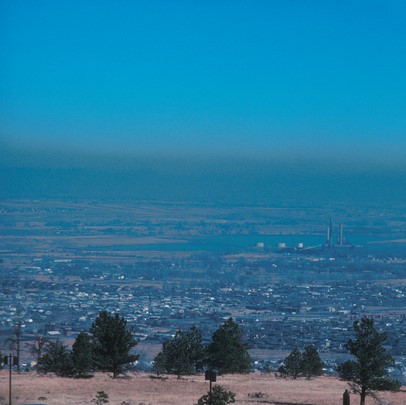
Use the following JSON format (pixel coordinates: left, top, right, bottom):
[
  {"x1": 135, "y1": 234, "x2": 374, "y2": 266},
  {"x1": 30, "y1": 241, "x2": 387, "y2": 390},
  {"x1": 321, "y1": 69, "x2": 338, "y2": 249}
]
[{"x1": 328, "y1": 218, "x2": 333, "y2": 248}]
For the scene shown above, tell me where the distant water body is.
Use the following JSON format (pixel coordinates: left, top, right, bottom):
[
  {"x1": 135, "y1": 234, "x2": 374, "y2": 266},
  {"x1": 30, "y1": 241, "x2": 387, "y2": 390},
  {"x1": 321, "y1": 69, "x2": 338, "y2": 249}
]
[{"x1": 92, "y1": 234, "x2": 406, "y2": 258}]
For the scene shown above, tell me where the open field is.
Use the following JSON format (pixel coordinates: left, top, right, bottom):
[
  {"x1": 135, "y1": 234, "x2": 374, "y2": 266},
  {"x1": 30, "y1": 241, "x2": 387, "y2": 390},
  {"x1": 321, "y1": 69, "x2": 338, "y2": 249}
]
[{"x1": 0, "y1": 372, "x2": 405, "y2": 405}]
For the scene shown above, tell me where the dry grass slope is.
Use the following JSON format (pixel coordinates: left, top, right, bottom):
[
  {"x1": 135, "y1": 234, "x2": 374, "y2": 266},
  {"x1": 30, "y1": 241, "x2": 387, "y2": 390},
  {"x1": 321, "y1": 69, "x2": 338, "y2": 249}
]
[{"x1": 0, "y1": 372, "x2": 405, "y2": 405}]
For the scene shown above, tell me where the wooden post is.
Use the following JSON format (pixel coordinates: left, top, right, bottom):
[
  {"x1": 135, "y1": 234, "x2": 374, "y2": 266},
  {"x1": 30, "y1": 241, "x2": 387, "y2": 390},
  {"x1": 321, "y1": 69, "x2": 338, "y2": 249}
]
[{"x1": 343, "y1": 389, "x2": 350, "y2": 405}]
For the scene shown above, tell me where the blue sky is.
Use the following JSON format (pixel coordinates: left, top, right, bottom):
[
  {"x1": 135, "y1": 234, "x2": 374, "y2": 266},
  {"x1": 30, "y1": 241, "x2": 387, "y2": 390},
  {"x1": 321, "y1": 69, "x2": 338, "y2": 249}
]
[{"x1": 1, "y1": 0, "x2": 406, "y2": 170}]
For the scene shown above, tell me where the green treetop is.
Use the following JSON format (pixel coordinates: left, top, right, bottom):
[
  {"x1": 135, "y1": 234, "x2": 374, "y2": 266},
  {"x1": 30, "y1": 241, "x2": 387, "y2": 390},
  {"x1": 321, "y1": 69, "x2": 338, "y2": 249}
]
[
  {"x1": 90, "y1": 311, "x2": 138, "y2": 378},
  {"x1": 207, "y1": 318, "x2": 251, "y2": 374},
  {"x1": 337, "y1": 317, "x2": 400, "y2": 405}
]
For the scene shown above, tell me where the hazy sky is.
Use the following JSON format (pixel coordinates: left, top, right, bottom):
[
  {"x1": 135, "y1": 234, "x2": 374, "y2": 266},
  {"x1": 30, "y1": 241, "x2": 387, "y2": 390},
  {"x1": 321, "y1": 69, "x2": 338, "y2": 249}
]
[
  {"x1": 1, "y1": 1, "x2": 406, "y2": 204},
  {"x1": 1, "y1": 0, "x2": 406, "y2": 165}
]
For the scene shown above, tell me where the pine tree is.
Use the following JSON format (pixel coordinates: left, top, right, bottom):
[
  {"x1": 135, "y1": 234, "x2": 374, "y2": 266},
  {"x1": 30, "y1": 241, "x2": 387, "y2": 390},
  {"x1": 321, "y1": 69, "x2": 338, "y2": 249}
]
[
  {"x1": 207, "y1": 318, "x2": 251, "y2": 374},
  {"x1": 279, "y1": 346, "x2": 323, "y2": 379},
  {"x1": 37, "y1": 339, "x2": 74, "y2": 377},
  {"x1": 152, "y1": 351, "x2": 166, "y2": 375},
  {"x1": 279, "y1": 348, "x2": 302, "y2": 379},
  {"x1": 301, "y1": 345, "x2": 324, "y2": 378},
  {"x1": 72, "y1": 331, "x2": 94, "y2": 377},
  {"x1": 337, "y1": 317, "x2": 400, "y2": 405},
  {"x1": 153, "y1": 325, "x2": 206, "y2": 377},
  {"x1": 90, "y1": 311, "x2": 138, "y2": 378},
  {"x1": 187, "y1": 325, "x2": 206, "y2": 373}
]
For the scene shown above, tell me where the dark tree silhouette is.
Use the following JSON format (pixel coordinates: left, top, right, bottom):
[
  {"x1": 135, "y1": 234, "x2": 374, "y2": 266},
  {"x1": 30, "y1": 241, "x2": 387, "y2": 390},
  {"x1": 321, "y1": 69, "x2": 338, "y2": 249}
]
[
  {"x1": 301, "y1": 345, "x2": 324, "y2": 378},
  {"x1": 337, "y1": 317, "x2": 400, "y2": 405},
  {"x1": 279, "y1": 345, "x2": 323, "y2": 379},
  {"x1": 72, "y1": 331, "x2": 94, "y2": 377},
  {"x1": 207, "y1": 318, "x2": 251, "y2": 374},
  {"x1": 90, "y1": 311, "x2": 138, "y2": 378},
  {"x1": 152, "y1": 351, "x2": 166, "y2": 375},
  {"x1": 279, "y1": 348, "x2": 302, "y2": 379},
  {"x1": 37, "y1": 339, "x2": 74, "y2": 377},
  {"x1": 153, "y1": 325, "x2": 206, "y2": 377}
]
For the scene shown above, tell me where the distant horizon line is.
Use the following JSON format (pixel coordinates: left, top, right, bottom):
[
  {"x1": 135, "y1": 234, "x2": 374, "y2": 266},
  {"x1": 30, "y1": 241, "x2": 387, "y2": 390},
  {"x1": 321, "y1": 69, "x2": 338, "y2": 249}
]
[{"x1": 1, "y1": 144, "x2": 405, "y2": 173}]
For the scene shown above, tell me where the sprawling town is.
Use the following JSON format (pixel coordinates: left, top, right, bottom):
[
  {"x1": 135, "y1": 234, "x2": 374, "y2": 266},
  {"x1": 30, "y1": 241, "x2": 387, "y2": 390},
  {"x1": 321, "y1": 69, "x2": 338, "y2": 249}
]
[{"x1": 1, "y1": 200, "x2": 405, "y2": 383}]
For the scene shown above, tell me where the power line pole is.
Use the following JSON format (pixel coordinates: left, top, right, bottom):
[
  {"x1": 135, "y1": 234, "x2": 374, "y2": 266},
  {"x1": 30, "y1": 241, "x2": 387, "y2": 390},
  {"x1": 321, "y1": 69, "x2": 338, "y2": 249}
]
[
  {"x1": 14, "y1": 321, "x2": 21, "y2": 374},
  {"x1": 4, "y1": 353, "x2": 18, "y2": 405},
  {"x1": 9, "y1": 354, "x2": 12, "y2": 405}
]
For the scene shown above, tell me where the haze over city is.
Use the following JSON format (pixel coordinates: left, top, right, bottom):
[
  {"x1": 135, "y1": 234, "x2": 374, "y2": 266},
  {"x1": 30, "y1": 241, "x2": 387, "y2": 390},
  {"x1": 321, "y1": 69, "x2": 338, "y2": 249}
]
[{"x1": 1, "y1": 0, "x2": 406, "y2": 204}]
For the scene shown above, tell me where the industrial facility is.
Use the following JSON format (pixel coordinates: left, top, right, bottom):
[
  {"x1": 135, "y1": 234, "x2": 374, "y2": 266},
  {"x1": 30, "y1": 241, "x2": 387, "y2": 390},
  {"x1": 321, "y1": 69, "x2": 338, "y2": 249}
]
[{"x1": 276, "y1": 219, "x2": 355, "y2": 255}]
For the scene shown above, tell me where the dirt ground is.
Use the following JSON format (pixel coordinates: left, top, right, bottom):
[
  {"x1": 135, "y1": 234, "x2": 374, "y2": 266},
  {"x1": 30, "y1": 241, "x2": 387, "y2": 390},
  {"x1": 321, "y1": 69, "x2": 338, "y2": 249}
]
[{"x1": 0, "y1": 371, "x2": 405, "y2": 405}]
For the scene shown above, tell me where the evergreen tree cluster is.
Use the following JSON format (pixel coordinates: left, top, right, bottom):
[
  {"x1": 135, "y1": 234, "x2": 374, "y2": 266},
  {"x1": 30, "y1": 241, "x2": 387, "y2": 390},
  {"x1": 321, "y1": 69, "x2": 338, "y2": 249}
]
[
  {"x1": 38, "y1": 311, "x2": 138, "y2": 378},
  {"x1": 22, "y1": 312, "x2": 401, "y2": 405},
  {"x1": 153, "y1": 326, "x2": 206, "y2": 377},
  {"x1": 278, "y1": 345, "x2": 324, "y2": 379},
  {"x1": 35, "y1": 314, "x2": 251, "y2": 379},
  {"x1": 153, "y1": 318, "x2": 251, "y2": 376}
]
